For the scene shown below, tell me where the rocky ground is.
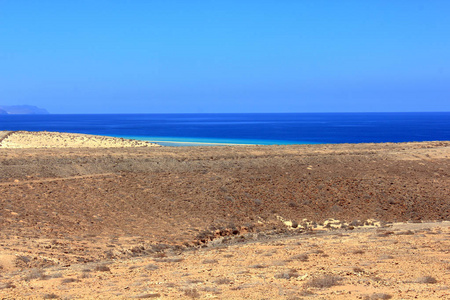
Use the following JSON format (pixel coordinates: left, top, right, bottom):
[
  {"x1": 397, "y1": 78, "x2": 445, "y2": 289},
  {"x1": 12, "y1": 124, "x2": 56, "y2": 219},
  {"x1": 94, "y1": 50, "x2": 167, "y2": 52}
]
[{"x1": 0, "y1": 131, "x2": 449, "y2": 299}]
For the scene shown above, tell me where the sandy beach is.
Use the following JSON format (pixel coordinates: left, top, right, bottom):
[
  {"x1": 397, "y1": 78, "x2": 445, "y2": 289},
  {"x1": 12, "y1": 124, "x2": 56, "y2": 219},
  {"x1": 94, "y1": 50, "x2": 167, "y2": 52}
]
[
  {"x1": 0, "y1": 131, "x2": 160, "y2": 148},
  {"x1": 0, "y1": 131, "x2": 449, "y2": 299}
]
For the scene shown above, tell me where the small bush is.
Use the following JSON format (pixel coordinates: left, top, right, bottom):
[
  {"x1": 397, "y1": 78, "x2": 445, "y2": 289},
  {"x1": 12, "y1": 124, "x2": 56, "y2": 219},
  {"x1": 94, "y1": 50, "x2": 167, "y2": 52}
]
[
  {"x1": 305, "y1": 275, "x2": 342, "y2": 288},
  {"x1": 61, "y1": 278, "x2": 79, "y2": 284},
  {"x1": 79, "y1": 272, "x2": 92, "y2": 279},
  {"x1": 154, "y1": 257, "x2": 184, "y2": 263},
  {"x1": 130, "y1": 293, "x2": 161, "y2": 299},
  {"x1": 183, "y1": 288, "x2": 200, "y2": 298},
  {"x1": 94, "y1": 265, "x2": 111, "y2": 272},
  {"x1": 202, "y1": 259, "x2": 218, "y2": 264},
  {"x1": 0, "y1": 282, "x2": 15, "y2": 289},
  {"x1": 291, "y1": 253, "x2": 309, "y2": 261},
  {"x1": 200, "y1": 286, "x2": 221, "y2": 294},
  {"x1": 366, "y1": 293, "x2": 393, "y2": 300},
  {"x1": 24, "y1": 268, "x2": 47, "y2": 281},
  {"x1": 275, "y1": 271, "x2": 298, "y2": 280},
  {"x1": 153, "y1": 252, "x2": 167, "y2": 258},
  {"x1": 352, "y1": 249, "x2": 365, "y2": 254},
  {"x1": 249, "y1": 264, "x2": 266, "y2": 269},
  {"x1": 144, "y1": 264, "x2": 159, "y2": 270},
  {"x1": 43, "y1": 293, "x2": 59, "y2": 299},
  {"x1": 214, "y1": 277, "x2": 232, "y2": 285},
  {"x1": 353, "y1": 267, "x2": 364, "y2": 273}
]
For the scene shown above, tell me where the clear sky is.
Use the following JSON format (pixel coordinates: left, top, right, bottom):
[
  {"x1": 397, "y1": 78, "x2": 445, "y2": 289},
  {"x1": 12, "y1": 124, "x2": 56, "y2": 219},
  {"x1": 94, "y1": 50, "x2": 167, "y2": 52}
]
[{"x1": 1, "y1": 1, "x2": 449, "y2": 113}]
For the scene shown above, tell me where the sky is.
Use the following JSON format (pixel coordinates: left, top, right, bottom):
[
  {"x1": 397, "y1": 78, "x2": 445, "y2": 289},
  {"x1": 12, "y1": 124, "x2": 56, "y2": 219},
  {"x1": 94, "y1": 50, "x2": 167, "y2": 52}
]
[{"x1": 1, "y1": 1, "x2": 449, "y2": 114}]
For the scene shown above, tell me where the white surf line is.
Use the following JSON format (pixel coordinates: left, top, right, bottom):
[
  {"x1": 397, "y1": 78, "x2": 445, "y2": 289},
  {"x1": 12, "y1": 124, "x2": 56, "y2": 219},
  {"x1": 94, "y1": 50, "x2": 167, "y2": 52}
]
[
  {"x1": 0, "y1": 173, "x2": 117, "y2": 186},
  {"x1": 147, "y1": 140, "x2": 255, "y2": 146}
]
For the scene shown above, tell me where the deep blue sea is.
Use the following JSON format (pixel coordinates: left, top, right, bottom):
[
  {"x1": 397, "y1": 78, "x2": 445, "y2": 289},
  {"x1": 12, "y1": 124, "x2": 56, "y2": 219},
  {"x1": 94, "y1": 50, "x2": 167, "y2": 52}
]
[{"x1": 1, "y1": 113, "x2": 449, "y2": 146}]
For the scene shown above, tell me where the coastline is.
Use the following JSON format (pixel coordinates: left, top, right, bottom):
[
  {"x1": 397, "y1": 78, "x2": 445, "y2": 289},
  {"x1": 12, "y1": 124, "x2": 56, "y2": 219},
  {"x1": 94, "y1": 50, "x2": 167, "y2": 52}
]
[{"x1": 0, "y1": 130, "x2": 449, "y2": 299}]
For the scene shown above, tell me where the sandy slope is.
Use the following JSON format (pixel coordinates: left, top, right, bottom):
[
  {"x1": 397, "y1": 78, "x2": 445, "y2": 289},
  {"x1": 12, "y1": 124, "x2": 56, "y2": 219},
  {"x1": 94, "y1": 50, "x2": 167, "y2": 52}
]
[
  {"x1": 0, "y1": 131, "x2": 160, "y2": 148},
  {"x1": 0, "y1": 132, "x2": 449, "y2": 299}
]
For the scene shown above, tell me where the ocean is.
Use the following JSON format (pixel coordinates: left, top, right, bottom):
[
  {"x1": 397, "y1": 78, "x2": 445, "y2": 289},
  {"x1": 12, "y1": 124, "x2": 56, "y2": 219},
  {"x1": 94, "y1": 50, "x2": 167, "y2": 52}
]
[{"x1": 1, "y1": 113, "x2": 449, "y2": 146}]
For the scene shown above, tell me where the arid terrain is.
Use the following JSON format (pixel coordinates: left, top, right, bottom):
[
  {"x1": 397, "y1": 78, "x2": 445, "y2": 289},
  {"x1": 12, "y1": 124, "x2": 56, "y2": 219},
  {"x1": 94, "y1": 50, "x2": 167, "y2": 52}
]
[{"x1": 0, "y1": 131, "x2": 449, "y2": 299}]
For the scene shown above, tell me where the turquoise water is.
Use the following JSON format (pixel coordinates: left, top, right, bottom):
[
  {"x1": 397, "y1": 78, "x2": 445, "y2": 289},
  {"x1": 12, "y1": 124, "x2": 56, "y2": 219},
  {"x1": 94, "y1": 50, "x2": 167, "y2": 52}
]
[{"x1": 117, "y1": 135, "x2": 315, "y2": 146}]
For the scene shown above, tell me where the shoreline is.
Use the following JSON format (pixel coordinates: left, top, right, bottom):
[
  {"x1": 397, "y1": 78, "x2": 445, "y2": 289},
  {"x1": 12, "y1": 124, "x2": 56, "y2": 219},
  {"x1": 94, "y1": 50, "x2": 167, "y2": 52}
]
[{"x1": 2, "y1": 130, "x2": 450, "y2": 148}]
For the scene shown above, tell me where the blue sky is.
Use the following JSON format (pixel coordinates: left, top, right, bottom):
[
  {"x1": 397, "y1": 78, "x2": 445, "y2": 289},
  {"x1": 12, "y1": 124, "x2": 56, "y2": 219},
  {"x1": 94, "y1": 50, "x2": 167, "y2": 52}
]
[{"x1": 1, "y1": 1, "x2": 449, "y2": 113}]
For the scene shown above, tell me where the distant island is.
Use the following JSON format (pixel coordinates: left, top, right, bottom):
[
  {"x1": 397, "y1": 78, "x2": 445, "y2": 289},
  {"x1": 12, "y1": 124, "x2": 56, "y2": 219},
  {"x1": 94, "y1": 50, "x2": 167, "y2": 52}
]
[{"x1": 0, "y1": 105, "x2": 49, "y2": 114}]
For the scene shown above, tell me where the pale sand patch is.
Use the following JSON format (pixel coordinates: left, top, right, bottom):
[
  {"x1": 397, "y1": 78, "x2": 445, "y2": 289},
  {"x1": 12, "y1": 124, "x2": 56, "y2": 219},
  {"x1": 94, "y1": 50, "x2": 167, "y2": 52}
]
[{"x1": 0, "y1": 131, "x2": 161, "y2": 148}]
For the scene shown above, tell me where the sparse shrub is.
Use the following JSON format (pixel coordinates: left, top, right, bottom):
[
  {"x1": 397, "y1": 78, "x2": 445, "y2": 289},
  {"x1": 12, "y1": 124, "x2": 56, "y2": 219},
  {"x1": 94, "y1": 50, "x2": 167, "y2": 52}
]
[
  {"x1": 61, "y1": 278, "x2": 79, "y2": 284},
  {"x1": 367, "y1": 293, "x2": 393, "y2": 300},
  {"x1": 165, "y1": 282, "x2": 177, "y2": 288},
  {"x1": 298, "y1": 289, "x2": 315, "y2": 297},
  {"x1": 291, "y1": 253, "x2": 309, "y2": 261},
  {"x1": 48, "y1": 272, "x2": 63, "y2": 279},
  {"x1": 24, "y1": 268, "x2": 47, "y2": 281},
  {"x1": 214, "y1": 277, "x2": 232, "y2": 285},
  {"x1": 396, "y1": 230, "x2": 414, "y2": 235},
  {"x1": 153, "y1": 252, "x2": 167, "y2": 258},
  {"x1": 416, "y1": 276, "x2": 438, "y2": 284},
  {"x1": 43, "y1": 293, "x2": 59, "y2": 299},
  {"x1": 305, "y1": 275, "x2": 342, "y2": 288},
  {"x1": 352, "y1": 249, "x2": 365, "y2": 254},
  {"x1": 130, "y1": 293, "x2": 161, "y2": 298},
  {"x1": 144, "y1": 264, "x2": 159, "y2": 270},
  {"x1": 154, "y1": 257, "x2": 184, "y2": 263},
  {"x1": 200, "y1": 286, "x2": 221, "y2": 294},
  {"x1": 378, "y1": 255, "x2": 394, "y2": 260},
  {"x1": 311, "y1": 249, "x2": 324, "y2": 254},
  {"x1": 274, "y1": 269, "x2": 299, "y2": 280},
  {"x1": 79, "y1": 272, "x2": 92, "y2": 279},
  {"x1": 377, "y1": 231, "x2": 394, "y2": 237},
  {"x1": 353, "y1": 267, "x2": 364, "y2": 273},
  {"x1": 94, "y1": 265, "x2": 111, "y2": 272},
  {"x1": 0, "y1": 282, "x2": 15, "y2": 289},
  {"x1": 249, "y1": 264, "x2": 266, "y2": 269},
  {"x1": 202, "y1": 259, "x2": 218, "y2": 264},
  {"x1": 183, "y1": 288, "x2": 200, "y2": 298}
]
